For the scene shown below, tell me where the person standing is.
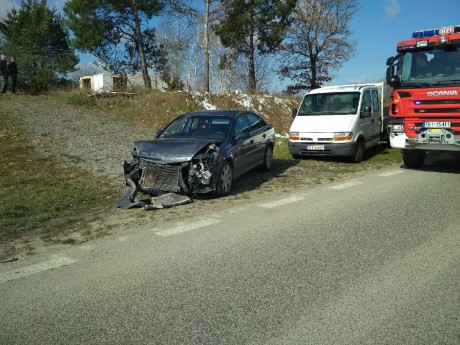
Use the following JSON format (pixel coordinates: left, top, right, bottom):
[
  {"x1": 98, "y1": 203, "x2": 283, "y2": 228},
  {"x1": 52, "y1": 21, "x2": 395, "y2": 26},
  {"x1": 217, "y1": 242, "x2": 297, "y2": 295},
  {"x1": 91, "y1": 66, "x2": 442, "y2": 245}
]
[
  {"x1": 0, "y1": 54, "x2": 7, "y2": 93},
  {"x1": 7, "y1": 57, "x2": 18, "y2": 94}
]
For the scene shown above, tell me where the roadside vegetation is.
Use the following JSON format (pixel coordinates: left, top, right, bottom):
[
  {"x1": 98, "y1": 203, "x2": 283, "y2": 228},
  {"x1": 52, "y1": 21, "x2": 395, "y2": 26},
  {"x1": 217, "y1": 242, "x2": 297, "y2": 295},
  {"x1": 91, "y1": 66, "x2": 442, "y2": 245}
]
[
  {"x1": 0, "y1": 104, "x2": 115, "y2": 256},
  {"x1": 1, "y1": 90, "x2": 402, "y2": 259}
]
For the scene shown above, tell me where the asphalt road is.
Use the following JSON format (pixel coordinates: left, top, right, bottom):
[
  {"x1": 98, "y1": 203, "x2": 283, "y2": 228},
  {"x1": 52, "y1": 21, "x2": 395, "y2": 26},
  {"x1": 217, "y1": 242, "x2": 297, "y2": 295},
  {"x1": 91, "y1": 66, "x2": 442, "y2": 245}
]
[{"x1": 1, "y1": 154, "x2": 460, "y2": 344}]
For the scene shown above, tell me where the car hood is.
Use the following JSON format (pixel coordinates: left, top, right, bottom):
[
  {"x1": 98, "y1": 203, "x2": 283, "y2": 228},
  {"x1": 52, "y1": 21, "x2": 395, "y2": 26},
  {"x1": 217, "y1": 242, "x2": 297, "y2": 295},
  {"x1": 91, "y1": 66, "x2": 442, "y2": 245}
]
[{"x1": 133, "y1": 138, "x2": 221, "y2": 164}]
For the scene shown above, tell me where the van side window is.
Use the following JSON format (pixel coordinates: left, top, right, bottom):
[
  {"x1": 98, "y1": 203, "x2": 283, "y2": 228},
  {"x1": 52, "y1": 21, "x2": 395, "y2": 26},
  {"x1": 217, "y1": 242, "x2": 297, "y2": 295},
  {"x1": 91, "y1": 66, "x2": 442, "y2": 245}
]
[
  {"x1": 371, "y1": 90, "x2": 379, "y2": 112},
  {"x1": 361, "y1": 91, "x2": 371, "y2": 112}
]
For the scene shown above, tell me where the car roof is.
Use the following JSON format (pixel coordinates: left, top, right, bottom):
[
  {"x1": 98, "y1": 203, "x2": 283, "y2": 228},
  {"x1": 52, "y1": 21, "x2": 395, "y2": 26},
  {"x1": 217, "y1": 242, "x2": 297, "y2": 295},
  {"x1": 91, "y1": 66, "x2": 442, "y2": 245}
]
[{"x1": 183, "y1": 110, "x2": 254, "y2": 118}]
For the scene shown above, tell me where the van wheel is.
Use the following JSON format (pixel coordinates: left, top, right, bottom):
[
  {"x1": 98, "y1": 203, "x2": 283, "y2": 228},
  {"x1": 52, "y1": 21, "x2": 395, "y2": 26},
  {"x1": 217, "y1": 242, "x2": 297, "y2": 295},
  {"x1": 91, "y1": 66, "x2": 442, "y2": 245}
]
[
  {"x1": 350, "y1": 140, "x2": 364, "y2": 163},
  {"x1": 403, "y1": 149, "x2": 425, "y2": 169}
]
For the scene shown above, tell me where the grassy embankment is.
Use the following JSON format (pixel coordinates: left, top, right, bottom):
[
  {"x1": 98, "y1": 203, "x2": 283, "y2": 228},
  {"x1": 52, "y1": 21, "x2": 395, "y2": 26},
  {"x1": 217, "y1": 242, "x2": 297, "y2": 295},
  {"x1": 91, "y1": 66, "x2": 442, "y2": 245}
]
[{"x1": 0, "y1": 90, "x2": 402, "y2": 254}]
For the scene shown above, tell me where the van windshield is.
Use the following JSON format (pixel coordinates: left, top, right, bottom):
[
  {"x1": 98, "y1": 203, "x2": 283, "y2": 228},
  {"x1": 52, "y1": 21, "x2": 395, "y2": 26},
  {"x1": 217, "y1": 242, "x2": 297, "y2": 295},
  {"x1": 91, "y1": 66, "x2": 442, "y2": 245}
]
[{"x1": 298, "y1": 92, "x2": 360, "y2": 115}]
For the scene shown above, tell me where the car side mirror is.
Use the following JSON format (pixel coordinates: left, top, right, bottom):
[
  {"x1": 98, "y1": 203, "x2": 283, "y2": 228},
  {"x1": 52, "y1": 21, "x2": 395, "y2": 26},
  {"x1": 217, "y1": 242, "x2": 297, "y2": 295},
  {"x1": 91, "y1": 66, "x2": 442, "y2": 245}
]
[{"x1": 291, "y1": 108, "x2": 297, "y2": 118}]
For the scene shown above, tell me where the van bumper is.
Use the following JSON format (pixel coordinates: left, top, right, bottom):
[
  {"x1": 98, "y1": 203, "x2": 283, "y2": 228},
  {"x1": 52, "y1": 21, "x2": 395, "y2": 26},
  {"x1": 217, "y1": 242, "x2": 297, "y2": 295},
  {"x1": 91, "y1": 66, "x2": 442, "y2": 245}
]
[{"x1": 288, "y1": 141, "x2": 356, "y2": 157}]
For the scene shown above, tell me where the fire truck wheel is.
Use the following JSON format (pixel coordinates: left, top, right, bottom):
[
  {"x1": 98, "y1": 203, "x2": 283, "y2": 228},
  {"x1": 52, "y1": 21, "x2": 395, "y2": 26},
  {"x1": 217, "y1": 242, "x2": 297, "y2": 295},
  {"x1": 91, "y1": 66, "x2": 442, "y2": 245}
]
[{"x1": 403, "y1": 149, "x2": 426, "y2": 169}]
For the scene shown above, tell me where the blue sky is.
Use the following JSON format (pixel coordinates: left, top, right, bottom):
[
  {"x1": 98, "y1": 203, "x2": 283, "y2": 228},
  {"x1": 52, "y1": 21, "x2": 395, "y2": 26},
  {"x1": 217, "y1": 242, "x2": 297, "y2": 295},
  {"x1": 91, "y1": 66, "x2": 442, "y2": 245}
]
[
  {"x1": 1, "y1": 0, "x2": 460, "y2": 88},
  {"x1": 333, "y1": 0, "x2": 460, "y2": 85}
]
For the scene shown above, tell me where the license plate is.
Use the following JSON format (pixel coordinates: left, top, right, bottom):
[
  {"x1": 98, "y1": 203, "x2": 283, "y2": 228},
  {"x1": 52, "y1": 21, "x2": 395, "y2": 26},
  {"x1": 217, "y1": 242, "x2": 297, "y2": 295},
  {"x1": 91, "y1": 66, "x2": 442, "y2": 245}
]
[
  {"x1": 307, "y1": 145, "x2": 325, "y2": 150},
  {"x1": 423, "y1": 121, "x2": 451, "y2": 129}
]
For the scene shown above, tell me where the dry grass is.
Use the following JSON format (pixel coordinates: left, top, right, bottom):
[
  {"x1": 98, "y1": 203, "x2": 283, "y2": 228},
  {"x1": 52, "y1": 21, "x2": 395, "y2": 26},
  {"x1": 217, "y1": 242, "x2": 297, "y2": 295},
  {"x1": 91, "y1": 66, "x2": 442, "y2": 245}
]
[{"x1": 0, "y1": 90, "x2": 402, "y2": 259}]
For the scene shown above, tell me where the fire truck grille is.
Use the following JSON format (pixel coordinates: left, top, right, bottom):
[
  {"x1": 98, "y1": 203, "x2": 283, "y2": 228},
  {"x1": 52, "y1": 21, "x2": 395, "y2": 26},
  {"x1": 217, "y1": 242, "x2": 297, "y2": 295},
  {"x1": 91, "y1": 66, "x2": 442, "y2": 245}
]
[
  {"x1": 139, "y1": 160, "x2": 182, "y2": 192},
  {"x1": 416, "y1": 100, "x2": 460, "y2": 105},
  {"x1": 415, "y1": 108, "x2": 460, "y2": 113}
]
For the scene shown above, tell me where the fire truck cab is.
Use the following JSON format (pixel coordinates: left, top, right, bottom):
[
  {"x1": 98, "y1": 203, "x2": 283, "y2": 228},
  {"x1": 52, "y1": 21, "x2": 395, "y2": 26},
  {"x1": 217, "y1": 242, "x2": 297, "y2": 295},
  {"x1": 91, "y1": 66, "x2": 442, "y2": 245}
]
[{"x1": 386, "y1": 25, "x2": 460, "y2": 168}]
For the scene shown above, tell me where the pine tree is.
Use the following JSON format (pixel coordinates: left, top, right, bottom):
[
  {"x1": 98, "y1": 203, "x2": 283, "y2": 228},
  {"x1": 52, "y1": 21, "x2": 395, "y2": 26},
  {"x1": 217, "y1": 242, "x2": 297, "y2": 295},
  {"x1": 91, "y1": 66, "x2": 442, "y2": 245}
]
[
  {"x1": 0, "y1": 0, "x2": 78, "y2": 93},
  {"x1": 215, "y1": 0, "x2": 295, "y2": 94},
  {"x1": 64, "y1": 0, "x2": 165, "y2": 89}
]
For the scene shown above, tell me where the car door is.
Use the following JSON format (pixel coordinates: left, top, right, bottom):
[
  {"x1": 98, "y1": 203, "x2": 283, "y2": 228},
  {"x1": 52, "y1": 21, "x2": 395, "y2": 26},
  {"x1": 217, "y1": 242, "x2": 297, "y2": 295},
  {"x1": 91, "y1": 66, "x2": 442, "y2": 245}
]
[
  {"x1": 246, "y1": 112, "x2": 268, "y2": 166},
  {"x1": 359, "y1": 90, "x2": 374, "y2": 147},
  {"x1": 231, "y1": 114, "x2": 253, "y2": 177}
]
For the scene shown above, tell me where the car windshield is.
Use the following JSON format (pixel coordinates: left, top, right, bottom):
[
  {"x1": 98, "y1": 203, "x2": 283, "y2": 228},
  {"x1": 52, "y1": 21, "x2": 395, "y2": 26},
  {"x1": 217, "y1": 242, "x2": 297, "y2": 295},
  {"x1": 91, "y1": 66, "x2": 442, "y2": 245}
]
[
  {"x1": 159, "y1": 115, "x2": 232, "y2": 140},
  {"x1": 298, "y1": 92, "x2": 360, "y2": 115},
  {"x1": 399, "y1": 47, "x2": 460, "y2": 87}
]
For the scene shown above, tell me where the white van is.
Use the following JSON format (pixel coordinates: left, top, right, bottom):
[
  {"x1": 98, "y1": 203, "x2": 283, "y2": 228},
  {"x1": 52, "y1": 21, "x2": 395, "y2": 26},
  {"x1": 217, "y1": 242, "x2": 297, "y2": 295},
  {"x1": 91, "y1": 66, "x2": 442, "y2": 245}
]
[{"x1": 288, "y1": 83, "x2": 389, "y2": 163}]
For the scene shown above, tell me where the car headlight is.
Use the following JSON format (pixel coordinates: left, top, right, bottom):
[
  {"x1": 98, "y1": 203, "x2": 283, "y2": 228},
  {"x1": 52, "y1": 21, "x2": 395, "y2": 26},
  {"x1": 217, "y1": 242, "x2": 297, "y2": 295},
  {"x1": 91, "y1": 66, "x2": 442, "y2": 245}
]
[
  {"x1": 333, "y1": 132, "x2": 353, "y2": 142},
  {"x1": 288, "y1": 132, "x2": 300, "y2": 141},
  {"x1": 388, "y1": 123, "x2": 404, "y2": 133}
]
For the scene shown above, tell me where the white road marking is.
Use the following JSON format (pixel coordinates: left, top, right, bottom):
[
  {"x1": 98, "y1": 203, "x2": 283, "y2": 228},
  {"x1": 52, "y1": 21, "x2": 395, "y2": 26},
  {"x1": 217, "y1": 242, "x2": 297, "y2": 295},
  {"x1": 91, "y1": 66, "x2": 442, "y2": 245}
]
[
  {"x1": 377, "y1": 170, "x2": 405, "y2": 177},
  {"x1": 329, "y1": 180, "x2": 364, "y2": 190},
  {"x1": 0, "y1": 257, "x2": 76, "y2": 284},
  {"x1": 156, "y1": 218, "x2": 221, "y2": 237},
  {"x1": 260, "y1": 196, "x2": 305, "y2": 208}
]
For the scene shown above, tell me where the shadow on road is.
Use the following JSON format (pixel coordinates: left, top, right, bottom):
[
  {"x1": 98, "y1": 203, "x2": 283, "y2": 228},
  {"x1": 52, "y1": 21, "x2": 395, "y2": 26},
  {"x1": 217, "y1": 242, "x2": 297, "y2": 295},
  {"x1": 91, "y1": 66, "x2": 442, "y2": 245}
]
[{"x1": 401, "y1": 152, "x2": 460, "y2": 174}]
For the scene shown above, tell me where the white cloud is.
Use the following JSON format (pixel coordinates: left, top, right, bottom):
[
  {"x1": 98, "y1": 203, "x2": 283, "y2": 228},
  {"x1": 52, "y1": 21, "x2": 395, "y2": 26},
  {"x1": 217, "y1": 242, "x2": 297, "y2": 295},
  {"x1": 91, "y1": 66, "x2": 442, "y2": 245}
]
[{"x1": 385, "y1": 0, "x2": 401, "y2": 18}]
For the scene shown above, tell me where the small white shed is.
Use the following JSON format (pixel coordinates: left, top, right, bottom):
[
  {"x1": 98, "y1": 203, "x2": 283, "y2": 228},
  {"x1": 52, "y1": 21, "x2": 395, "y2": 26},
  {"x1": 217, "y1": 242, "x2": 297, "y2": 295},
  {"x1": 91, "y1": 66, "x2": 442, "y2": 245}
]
[{"x1": 79, "y1": 73, "x2": 167, "y2": 93}]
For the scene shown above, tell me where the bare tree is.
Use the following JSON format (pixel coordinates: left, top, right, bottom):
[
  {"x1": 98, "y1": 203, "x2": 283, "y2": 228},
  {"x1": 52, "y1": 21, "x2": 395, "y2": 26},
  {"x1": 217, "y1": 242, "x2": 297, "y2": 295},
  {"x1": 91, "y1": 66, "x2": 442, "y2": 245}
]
[
  {"x1": 279, "y1": 0, "x2": 359, "y2": 93},
  {"x1": 69, "y1": 63, "x2": 103, "y2": 83},
  {"x1": 168, "y1": 0, "x2": 222, "y2": 92},
  {"x1": 232, "y1": 53, "x2": 277, "y2": 93}
]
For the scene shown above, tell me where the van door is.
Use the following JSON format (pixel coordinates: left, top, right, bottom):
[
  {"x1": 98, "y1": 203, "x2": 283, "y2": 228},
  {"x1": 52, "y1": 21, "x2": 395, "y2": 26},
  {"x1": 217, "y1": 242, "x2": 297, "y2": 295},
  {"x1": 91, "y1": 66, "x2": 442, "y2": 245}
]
[
  {"x1": 371, "y1": 89, "x2": 382, "y2": 145},
  {"x1": 359, "y1": 90, "x2": 374, "y2": 147}
]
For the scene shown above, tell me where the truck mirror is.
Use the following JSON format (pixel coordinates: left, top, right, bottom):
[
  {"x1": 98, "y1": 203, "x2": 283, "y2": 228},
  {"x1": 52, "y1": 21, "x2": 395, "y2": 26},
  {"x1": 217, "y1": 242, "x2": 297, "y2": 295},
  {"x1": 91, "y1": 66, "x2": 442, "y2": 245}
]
[
  {"x1": 291, "y1": 108, "x2": 297, "y2": 118},
  {"x1": 386, "y1": 56, "x2": 395, "y2": 66},
  {"x1": 388, "y1": 75, "x2": 400, "y2": 88}
]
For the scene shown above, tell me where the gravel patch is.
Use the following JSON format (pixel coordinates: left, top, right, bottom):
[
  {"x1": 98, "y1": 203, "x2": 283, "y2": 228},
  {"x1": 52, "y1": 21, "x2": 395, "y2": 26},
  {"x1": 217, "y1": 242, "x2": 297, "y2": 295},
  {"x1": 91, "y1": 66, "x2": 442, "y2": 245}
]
[{"x1": 3, "y1": 95, "x2": 153, "y2": 191}]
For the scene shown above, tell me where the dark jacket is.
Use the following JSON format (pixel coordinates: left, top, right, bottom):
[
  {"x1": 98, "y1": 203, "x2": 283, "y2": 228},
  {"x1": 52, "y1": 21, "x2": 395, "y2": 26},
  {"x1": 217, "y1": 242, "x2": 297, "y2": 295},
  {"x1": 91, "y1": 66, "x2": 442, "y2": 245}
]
[
  {"x1": 8, "y1": 62, "x2": 18, "y2": 76},
  {"x1": 0, "y1": 59, "x2": 7, "y2": 76}
]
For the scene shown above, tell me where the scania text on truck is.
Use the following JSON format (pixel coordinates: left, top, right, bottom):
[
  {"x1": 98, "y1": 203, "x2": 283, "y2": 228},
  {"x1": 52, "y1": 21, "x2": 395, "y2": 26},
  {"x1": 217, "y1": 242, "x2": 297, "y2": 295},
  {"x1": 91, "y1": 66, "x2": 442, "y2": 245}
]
[
  {"x1": 386, "y1": 25, "x2": 460, "y2": 168},
  {"x1": 288, "y1": 83, "x2": 389, "y2": 163}
]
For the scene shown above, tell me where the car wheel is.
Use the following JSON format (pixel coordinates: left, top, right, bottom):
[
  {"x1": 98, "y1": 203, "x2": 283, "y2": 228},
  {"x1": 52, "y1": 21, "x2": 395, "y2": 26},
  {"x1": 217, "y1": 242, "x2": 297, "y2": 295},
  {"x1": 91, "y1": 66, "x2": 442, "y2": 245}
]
[
  {"x1": 215, "y1": 161, "x2": 233, "y2": 196},
  {"x1": 350, "y1": 140, "x2": 364, "y2": 163},
  {"x1": 261, "y1": 145, "x2": 273, "y2": 171}
]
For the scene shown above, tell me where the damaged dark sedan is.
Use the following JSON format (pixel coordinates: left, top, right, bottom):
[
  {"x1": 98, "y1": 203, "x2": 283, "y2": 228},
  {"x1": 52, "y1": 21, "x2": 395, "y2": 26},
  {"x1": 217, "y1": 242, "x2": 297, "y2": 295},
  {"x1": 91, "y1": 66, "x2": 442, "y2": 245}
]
[{"x1": 121, "y1": 110, "x2": 275, "y2": 206}]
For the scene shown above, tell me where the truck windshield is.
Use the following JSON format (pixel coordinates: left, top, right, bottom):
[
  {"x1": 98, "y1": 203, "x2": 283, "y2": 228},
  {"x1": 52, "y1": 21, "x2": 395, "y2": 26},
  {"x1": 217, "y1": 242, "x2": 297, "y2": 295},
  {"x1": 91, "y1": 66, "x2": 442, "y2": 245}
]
[
  {"x1": 398, "y1": 47, "x2": 460, "y2": 87},
  {"x1": 298, "y1": 92, "x2": 360, "y2": 115}
]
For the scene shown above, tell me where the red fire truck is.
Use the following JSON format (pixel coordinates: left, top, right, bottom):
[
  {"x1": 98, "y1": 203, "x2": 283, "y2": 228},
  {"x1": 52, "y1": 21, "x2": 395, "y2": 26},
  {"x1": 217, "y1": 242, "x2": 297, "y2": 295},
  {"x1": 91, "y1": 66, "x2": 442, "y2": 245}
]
[{"x1": 386, "y1": 25, "x2": 460, "y2": 168}]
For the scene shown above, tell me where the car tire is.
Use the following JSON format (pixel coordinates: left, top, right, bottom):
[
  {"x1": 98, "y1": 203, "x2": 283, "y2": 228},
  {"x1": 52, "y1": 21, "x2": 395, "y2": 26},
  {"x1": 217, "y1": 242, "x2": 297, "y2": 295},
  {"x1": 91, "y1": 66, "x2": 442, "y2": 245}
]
[
  {"x1": 350, "y1": 140, "x2": 364, "y2": 163},
  {"x1": 214, "y1": 161, "x2": 233, "y2": 196},
  {"x1": 261, "y1": 145, "x2": 273, "y2": 171},
  {"x1": 403, "y1": 149, "x2": 426, "y2": 169}
]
